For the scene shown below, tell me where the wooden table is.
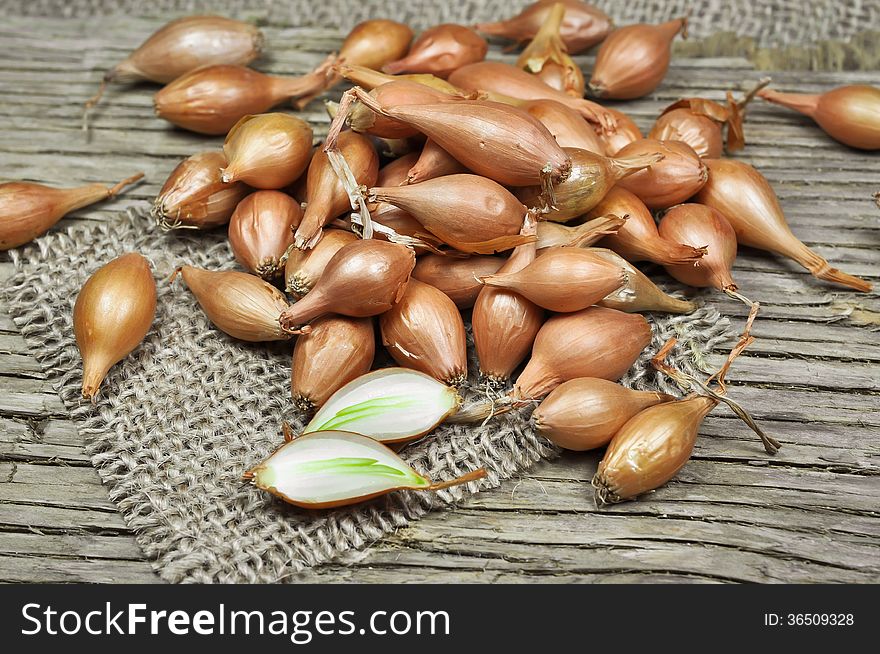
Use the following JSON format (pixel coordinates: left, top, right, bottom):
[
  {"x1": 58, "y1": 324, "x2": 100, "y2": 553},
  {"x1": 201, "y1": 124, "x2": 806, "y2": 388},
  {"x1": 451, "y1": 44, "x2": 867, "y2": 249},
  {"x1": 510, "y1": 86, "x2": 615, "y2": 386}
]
[{"x1": 1, "y1": 15, "x2": 878, "y2": 583}]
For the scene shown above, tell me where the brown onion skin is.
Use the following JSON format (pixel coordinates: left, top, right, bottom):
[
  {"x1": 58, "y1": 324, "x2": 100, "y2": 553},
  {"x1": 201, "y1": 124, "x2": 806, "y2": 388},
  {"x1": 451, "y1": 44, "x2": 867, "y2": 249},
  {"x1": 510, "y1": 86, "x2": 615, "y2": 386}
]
[
  {"x1": 369, "y1": 174, "x2": 530, "y2": 254},
  {"x1": 589, "y1": 247, "x2": 698, "y2": 314},
  {"x1": 154, "y1": 64, "x2": 330, "y2": 135},
  {"x1": 412, "y1": 254, "x2": 504, "y2": 309},
  {"x1": 758, "y1": 85, "x2": 880, "y2": 150},
  {"x1": 516, "y1": 2, "x2": 584, "y2": 97},
  {"x1": 475, "y1": 0, "x2": 612, "y2": 55},
  {"x1": 649, "y1": 108, "x2": 723, "y2": 159},
  {"x1": 285, "y1": 228, "x2": 358, "y2": 298},
  {"x1": 588, "y1": 187, "x2": 704, "y2": 266},
  {"x1": 406, "y1": 139, "x2": 469, "y2": 184},
  {"x1": 279, "y1": 240, "x2": 416, "y2": 331},
  {"x1": 74, "y1": 253, "x2": 157, "y2": 400},
  {"x1": 534, "y1": 378, "x2": 674, "y2": 451},
  {"x1": 1, "y1": 176, "x2": 141, "y2": 250},
  {"x1": 221, "y1": 113, "x2": 314, "y2": 189},
  {"x1": 481, "y1": 247, "x2": 626, "y2": 313},
  {"x1": 291, "y1": 315, "x2": 375, "y2": 412},
  {"x1": 179, "y1": 266, "x2": 290, "y2": 342},
  {"x1": 448, "y1": 61, "x2": 613, "y2": 129},
  {"x1": 339, "y1": 20, "x2": 414, "y2": 72},
  {"x1": 294, "y1": 130, "x2": 379, "y2": 250},
  {"x1": 599, "y1": 108, "x2": 643, "y2": 155},
  {"x1": 658, "y1": 203, "x2": 739, "y2": 291},
  {"x1": 107, "y1": 15, "x2": 263, "y2": 84},
  {"x1": 695, "y1": 158, "x2": 872, "y2": 292},
  {"x1": 615, "y1": 139, "x2": 708, "y2": 210},
  {"x1": 514, "y1": 306, "x2": 651, "y2": 400},
  {"x1": 350, "y1": 80, "x2": 462, "y2": 139},
  {"x1": 516, "y1": 147, "x2": 660, "y2": 221},
  {"x1": 589, "y1": 18, "x2": 687, "y2": 100},
  {"x1": 380, "y1": 278, "x2": 468, "y2": 384},
  {"x1": 228, "y1": 191, "x2": 301, "y2": 279},
  {"x1": 356, "y1": 91, "x2": 571, "y2": 188},
  {"x1": 309, "y1": 20, "x2": 414, "y2": 103},
  {"x1": 522, "y1": 99, "x2": 606, "y2": 153},
  {"x1": 153, "y1": 151, "x2": 249, "y2": 230},
  {"x1": 593, "y1": 395, "x2": 716, "y2": 504},
  {"x1": 384, "y1": 24, "x2": 488, "y2": 78},
  {"x1": 473, "y1": 227, "x2": 544, "y2": 383}
]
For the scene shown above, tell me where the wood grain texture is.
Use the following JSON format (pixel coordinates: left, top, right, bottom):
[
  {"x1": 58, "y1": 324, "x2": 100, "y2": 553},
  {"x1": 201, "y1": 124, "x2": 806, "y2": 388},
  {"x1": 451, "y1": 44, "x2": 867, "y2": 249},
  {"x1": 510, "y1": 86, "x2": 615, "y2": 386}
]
[{"x1": 0, "y1": 14, "x2": 878, "y2": 584}]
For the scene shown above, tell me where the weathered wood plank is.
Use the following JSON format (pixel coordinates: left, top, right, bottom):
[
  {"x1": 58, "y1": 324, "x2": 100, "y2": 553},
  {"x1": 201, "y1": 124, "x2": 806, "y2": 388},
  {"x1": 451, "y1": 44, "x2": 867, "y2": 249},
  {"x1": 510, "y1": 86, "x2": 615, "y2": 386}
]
[{"x1": 0, "y1": 555, "x2": 159, "y2": 583}]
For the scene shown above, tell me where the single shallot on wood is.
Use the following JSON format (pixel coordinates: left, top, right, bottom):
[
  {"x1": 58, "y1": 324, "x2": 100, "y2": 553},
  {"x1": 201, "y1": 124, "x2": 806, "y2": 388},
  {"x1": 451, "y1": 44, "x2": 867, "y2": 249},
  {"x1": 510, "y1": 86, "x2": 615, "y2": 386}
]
[
  {"x1": 1, "y1": 173, "x2": 143, "y2": 250},
  {"x1": 758, "y1": 84, "x2": 880, "y2": 150},
  {"x1": 696, "y1": 158, "x2": 872, "y2": 292}
]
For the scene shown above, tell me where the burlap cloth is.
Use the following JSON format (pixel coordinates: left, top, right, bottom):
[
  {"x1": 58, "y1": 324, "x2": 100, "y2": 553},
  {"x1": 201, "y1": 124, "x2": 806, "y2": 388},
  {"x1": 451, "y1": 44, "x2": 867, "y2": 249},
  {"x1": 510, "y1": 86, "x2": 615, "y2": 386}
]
[
  {"x1": 1, "y1": 0, "x2": 750, "y2": 583},
  {"x1": 6, "y1": 212, "x2": 730, "y2": 583},
  {"x1": 2, "y1": 0, "x2": 878, "y2": 49}
]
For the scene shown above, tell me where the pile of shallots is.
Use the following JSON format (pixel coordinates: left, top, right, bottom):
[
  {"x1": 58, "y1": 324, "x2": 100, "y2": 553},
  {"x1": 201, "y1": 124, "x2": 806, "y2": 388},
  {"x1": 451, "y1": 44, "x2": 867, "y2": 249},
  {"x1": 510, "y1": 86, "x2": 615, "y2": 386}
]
[{"x1": 2, "y1": 2, "x2": 877, "y2": 510}]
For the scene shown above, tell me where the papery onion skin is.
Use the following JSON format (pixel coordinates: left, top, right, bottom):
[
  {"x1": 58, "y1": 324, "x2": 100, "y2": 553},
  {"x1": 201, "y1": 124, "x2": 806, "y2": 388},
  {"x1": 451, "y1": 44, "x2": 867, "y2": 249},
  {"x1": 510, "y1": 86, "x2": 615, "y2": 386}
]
[
  {"x1": 516, "y1": 2, "x2": 584, "y2": 97},
  {"x1": 221, "y1": 113, "x2": 314, "y2": 189},
  {"x1": 535, "y1": 378, "x2": 674, "y2": 451},
  {"x1": 516, "y1": 147, "x2": 663, "y2": 221},
  {"x1": 758, "y1": 85, "x2": 880, "y2": 150},
  {"x1": 475, "y1": 0, "x2": 613, "y2": 55},
  {"x1": 615, "y1": 139, "x2": 708, "y2": 210},
  {"x1": 74, "y1": 253, "x2": 157, "y2": 400},
  {"x1": 154, "y1": 63, "x2": 332, "y2": 135},
  {"x1": 369, "y1": 174, "x2": 531, "y2": 254},
  {"x1": 380, "y1": 278, "x2": 469, "y2": 385},
  {"x1": 598, "y1": 108, "x2": 643, "y2": 155},
  {"x1": 412, "y1": 254, "x2": 504, "y2": 309},
  {"x1": 300, "y1": 20, "x2": 414, "y2": 106},
  {"x1": 106, "y1": 16, "x2": 263, "y2": 85},
  {"x1": 522, "y1": 99, "x2": 606, "y2": 154},
  {"x1": 649, "y1": 108, "x2": 723, "y2": 159},
  {"x1": 406, "y1": 139, "x2": 469, "y2": 184},
  {"x1": 285, "y1": 228, "x2": 358, "y2": 298},
  {"x1": 593, "y1": 395, "x2": 716, "y2": 504},
  {"x1": 473, "y1": 219, "x2": 544, "y2": 383},
  {"x1": 481, "y1": 247, "x2": 626, "y2": 313},
  {"x1": 354, "y1": 89, "x2": 572, "y2": 188},
  {"x1": 535, "y1": 214, "x2": 626, "y2": 250},
  {"x1": 514, "y1": 306, "x2": 651, "y2": 400},
  {"x1": 589, "y1": 18, "x2": 687, "y2": 100},
  {"x1": 178, "y1": 266, "x2": 290, "y2": 342},
  {"x1": 1, "y1": 174, "x2": 143, "y2": 250},
  {"x1": 294, "y1": 130, "x2": 379, "y2": 250},
  {"x1": 695, "y1": 158, "x2": 872, "y2": 292},
  {"x1": 589, "y1": 247, "x2": 698, "y2": 314},
  {"x1": 588, "y1": 187, "x2": 704, "y2": 266},
  {"x1": 384, "y1": 24, "x2": 488, "y2": 78},
  {"x1": 349, "y1": 80, "x2": 462, "y2": 139},
  {"x1": 279, "y1": 239, "x2": 416, "y2": 331},
  {"x1": 339, "y1": 20, "x2": 414, "y2": 72},
  {"x1": 448, "y1": 61, "x2": 614, "y2": 129},
  {"x1": 153, "y1": 151, "x2": 249, "y2": 230},
  {"x1": 228, "y1": 190, "x2": 301, "y2": 279},
  {"x1": 658, "y1": 203, "x2": 739, "y2": 291},
  {"x1": 291, "y1": 315, "x2": 375, "y2": 412}
]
